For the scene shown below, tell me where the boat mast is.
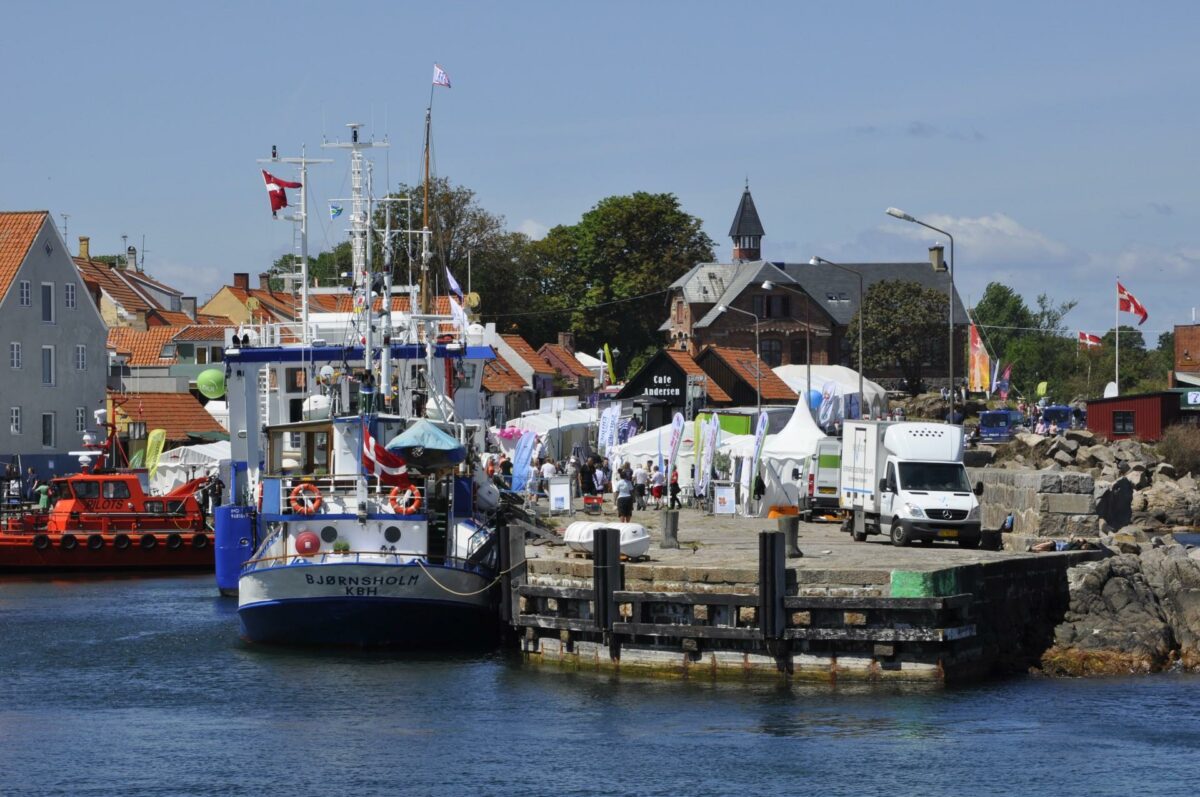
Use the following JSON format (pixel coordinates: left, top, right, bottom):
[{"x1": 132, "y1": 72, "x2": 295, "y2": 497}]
[
  {"x1": 323, "y1": 124, "x2": 388, "y2": 507},
  {"x1": 256, "y1": 146, "x2": 331, "y2": 343},
  {"x1": 420, "y1": 108, "x2": 433, "y2": 316}
]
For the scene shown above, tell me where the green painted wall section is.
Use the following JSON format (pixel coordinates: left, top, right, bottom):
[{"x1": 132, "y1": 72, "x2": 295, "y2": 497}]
[
  {"x1": 890, "y1": 568, "x2": 961, "y2": 597},
  {"x1": 696, "y1": 412, "x2": 751, "y2": 436}
]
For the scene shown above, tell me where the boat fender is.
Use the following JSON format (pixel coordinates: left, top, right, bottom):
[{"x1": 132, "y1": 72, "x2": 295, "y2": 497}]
[
  {"x1": 32, "y1": 533, "x2": 50, "y2": 551},
  {"x1": 87, "y1": 534, "x2": 105, "y2": 550},
  {"x1": 388, "y1": 486, "x2": 422, "y2": 515},
  {"x1": 191, "y1": 533, "x2": 209, "y2": 549},
  {"x1": 114, "y1": 533, "x2": 131, "y2": 550},
  {"x1": 61, "y1": 533, "x2": 78, "y2": 551},
  {"x1": 167, "y1": 533, "x2": 184, "y2": 550},
  {"x1": 289, "y1": 483, "x2": 323, "y2": 515},
  {"x1": 255, "y1": 483, "x2": 263, "y2": 512},
  {"x1": 294, "y1": 530, "x2": 321, "y2": 556},
  {"x1": 140, "y1": 533, "x2": 157, "y2": 550}
]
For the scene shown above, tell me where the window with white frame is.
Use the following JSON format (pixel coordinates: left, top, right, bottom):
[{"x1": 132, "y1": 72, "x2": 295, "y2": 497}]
[
  {"x1": 9, "y1": 407, "x2": 20, "y2": 435},
  {"x1": 75, "y1": 344, "x2": 86, "y2": 370},
  {"x1": 19, "y1": 280, "x2": 31, "y2": 306},
  {"x1": 75, "y1": 407, "x2": 87, "y2": 433},
  {"x1": 41, "y1": 412, "x2": 55, "y2": 448},
  {"x1": 9, "y1": 342, "x2": 20, "y2": 369},
  {"x1": 41, "y1": 346, "x2": 55, "y2": 385},
  {"x1": 41, "y1": 283, "x2": 54, "y2": 323},
  {"x1": 65, "y1": 282, "x2": 77, "y2": 309}
]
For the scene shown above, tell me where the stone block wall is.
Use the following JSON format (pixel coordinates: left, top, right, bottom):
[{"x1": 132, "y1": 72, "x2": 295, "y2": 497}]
[{"x1": 967, "y1": 467, "x2": 1099, "y2": 537}]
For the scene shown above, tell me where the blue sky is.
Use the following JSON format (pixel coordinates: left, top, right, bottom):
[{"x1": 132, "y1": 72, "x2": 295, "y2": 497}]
[{"x1": 3, "y1": 1, "x2": 1198, "y2": 346}]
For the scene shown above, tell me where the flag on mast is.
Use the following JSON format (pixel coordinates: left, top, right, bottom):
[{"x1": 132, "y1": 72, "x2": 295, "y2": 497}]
[
  {"x1": 432, "y1": 63, "x2": 452, "y2": 88},
  {"x1": 261, "y1": 170, "x2": 302, "y2": 217},
  {"x1": 1078, "y1": 331, "x2": 1102, "y2": 348},
  {"x1": 1117, "y1": 282, "x2": 1148, "y2": 325},
  {"x1": 362, "y1": 422, "x2": 412, "y2": 488},
  {"x1": 445, "y1": 267, "x2": 464, "y2": 301}
]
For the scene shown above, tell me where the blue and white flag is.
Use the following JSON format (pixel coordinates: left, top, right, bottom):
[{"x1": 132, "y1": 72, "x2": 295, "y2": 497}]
[
  {"x1": 749, "y1": 409, "x2": 769, "y2": 498},
  {"x1": 330, "y1": 204, "x2": 343, "y2": 220},
  {"x1": 445, "y1": 267, "x2": 464, "y2": 301}
]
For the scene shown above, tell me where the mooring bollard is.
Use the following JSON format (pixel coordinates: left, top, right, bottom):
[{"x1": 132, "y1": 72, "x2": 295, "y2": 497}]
[
  {"x1": 660, "y1": 509, "x2": 680, "y2": 549},
  {"x1": 757, "y1": 531, "x2": 786, "y2": 640},
  {"x1": 778, "y1": 514, "x2": 802, "y2": 558},
  {"x1": 593, "y1": 526, "x2": 622, "y2": 632}
]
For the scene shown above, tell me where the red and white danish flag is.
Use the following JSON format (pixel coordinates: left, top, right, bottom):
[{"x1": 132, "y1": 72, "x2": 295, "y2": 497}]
[
  {"x1": 1117, "y1": 281, "x2": 1148, "y2": 325},
  {"x1": 362, "y1": 424, "x2": 412, "y2": 488},
  {"x1": 261, "y1": 170, "x2": 302, "y2": 217},
  {"x1": 1078, "y1": 331, "x2": 1102, "y2": 348}
]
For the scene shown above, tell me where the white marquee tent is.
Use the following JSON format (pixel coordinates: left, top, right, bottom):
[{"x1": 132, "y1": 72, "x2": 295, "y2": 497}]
[{"x1": 772, "y1": 365, "x2": 888, "y2": 420}]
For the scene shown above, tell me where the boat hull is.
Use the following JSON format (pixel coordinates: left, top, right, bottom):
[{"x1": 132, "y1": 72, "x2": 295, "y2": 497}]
[
  {"x1": 238, "y1": 560, "x2": 498, "y2": 647},
  {"x1": 0, "y1": 531, "x2": 214, "y2": 572}
]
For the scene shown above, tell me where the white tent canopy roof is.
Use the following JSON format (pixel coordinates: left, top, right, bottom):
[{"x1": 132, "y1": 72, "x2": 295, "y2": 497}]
[
  {"x1": 772, "y1": 365, "x2": 888, "y2": 417},
  {"x1": 504, "y1": 408, "x2": 598, "y2": 436},
  {"x1": 761, "y1": 395, "x2": 829, "y2": 462}
]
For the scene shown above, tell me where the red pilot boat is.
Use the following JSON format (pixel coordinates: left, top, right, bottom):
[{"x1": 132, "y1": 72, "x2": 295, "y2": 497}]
[{"x1": 0, "y1": 411, "x2": 216, "y2": 572}]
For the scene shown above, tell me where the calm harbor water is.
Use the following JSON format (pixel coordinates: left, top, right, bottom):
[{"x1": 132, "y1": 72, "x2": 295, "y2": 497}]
[{"x1": 0, "y1": 574, "x2": 1196, "y2": 797}]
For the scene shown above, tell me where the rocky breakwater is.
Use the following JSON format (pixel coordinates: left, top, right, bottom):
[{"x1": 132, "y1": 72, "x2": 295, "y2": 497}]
[{"x1": 1041, "y1": 542, "x2": 1200, "y2": 675}]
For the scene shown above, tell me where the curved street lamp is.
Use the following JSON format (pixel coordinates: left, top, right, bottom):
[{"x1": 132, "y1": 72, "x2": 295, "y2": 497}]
[{"x1": 886, "y1": 207, "x2": 957, "y2": 423}]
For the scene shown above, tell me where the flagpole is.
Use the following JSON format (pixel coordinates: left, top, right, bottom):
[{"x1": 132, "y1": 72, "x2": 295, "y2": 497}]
[{"x1": 1115, "y1": 276, "x2": 1120, "y2": 395}]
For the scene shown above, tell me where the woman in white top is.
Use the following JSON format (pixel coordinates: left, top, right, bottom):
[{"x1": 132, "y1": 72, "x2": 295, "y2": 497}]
[{"x1": 613, "y1": 473, "x2": 635, "y2": 522}]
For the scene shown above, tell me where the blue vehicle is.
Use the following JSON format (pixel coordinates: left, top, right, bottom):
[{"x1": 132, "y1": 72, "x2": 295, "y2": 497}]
[
  {"x1": 977, "y1": 409, "x2": 1026, "y2": 443},
  {"x1": 1040, "y1": 404, "x2": 1075, "y2": 432}
]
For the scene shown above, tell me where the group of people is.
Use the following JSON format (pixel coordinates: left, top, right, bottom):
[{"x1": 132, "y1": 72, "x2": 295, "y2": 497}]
[
  {"x1": 1, "y1": 464, "x2": 52, "y2": 510},
  {"x1": 607, "y1": 459, "x2": 681, "y2": 522}
]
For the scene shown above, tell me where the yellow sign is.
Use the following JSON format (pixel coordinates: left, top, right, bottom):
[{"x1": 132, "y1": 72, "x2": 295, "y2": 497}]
[{"x1": 145, "y1": 429, "x2": 167, "y2": 477}]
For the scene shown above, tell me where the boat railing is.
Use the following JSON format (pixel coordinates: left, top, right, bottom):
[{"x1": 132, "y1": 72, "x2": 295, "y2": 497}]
[{"x1": 263, "y1": 474, "x2": 429, "y2": 515}]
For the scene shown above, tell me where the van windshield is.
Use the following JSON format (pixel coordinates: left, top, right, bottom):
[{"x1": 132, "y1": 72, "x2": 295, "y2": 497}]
[
  {"x1": 898, "y1": 462, "x2": 970, "y2": 493},
  {"x1": 980, "y1": 414, "x2": 1008, "y2": 428}
]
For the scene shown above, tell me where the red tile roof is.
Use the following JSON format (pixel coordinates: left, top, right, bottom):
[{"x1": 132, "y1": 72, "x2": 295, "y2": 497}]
[
  {"x1": 482, "y1": 353, "x2": 530, "y2": 393},
  {"x1": 112, "y1": 392, "x2": 226, "y2": 442},
  {"x1": 74, "y1": 257, "x2": 158, "y2": 315},
  {"x1": 702, "y1": 346, "x2": 797, "y2": 402},
  {"x1": 107, "y1": 327, "x2": 181, "y2": 366},
  {"x1": 663, "y1": 349, "x2": 733, "y2": 403},
  {"x1": 171, "y1": 325, "x2": 234, "y2": 342},
  {"x1": 538, "y1": 343, "x2": 594, "y2": 380},
  {"x1": 0, "y1": 211, "x2": 47, "y2": 303},
  {"x1": 500, "y1": 334, "x2": 556, "y2": 376}
]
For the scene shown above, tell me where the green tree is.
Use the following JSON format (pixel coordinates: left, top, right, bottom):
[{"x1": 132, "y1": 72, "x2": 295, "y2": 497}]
[
  {"x1": 971, "y1": 282, "x2": 1034, "y2": 362},
  {"x1": 852, "y1": 280, "x2": 948, "y2": 394},
  {"x1": 526, "y1": 192, "x2": 715, "y2": 371},
  {"x1": 1002, "y1": 294, "x2": 1076, "y2": 401}
]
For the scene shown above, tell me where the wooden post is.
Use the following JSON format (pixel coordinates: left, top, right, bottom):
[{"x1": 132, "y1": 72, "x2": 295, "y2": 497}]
[
  {"x1": 497, "y1": 521, "x2": 525, "y2": 626},
  {"x1": 593, "y1": 526, "x2": 622, "y2": 632},
  {"x1": 758, "y1": 531, "x2": 785, "y2": 640}
]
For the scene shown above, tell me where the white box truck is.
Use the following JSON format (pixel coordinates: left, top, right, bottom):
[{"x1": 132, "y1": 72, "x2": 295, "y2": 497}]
[{"x1": 839, "y1": 420, "x2": 983, "y2": 548}]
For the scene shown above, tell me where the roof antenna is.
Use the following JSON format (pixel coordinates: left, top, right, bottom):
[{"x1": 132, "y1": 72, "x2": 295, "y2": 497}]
[{"x1": 60, "y1": 213, "x2": 70, "y2": 242}]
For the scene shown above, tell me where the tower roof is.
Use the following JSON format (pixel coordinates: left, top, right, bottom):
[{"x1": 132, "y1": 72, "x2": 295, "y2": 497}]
[{"x1": 728, "y1": 185, "x2": 764, "y2": 238}]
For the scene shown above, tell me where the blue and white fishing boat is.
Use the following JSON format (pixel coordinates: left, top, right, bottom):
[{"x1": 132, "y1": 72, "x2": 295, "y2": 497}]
[{"x1": 214, "y1": 116, "x2": 506, "y2": 647}]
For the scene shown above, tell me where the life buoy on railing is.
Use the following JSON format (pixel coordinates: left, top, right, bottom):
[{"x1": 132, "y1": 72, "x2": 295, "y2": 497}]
[
  {"x1": 289, "y1": 483, "x2": 323, "y2": 515},
  {"x1": 388, "y1": 486, "x2": 422, "y2": 515}
]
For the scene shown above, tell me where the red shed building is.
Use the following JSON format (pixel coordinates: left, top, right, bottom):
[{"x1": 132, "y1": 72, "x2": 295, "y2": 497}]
[{"x1": 1086, "y1": 392, "x2": 1182, "y2": 441}]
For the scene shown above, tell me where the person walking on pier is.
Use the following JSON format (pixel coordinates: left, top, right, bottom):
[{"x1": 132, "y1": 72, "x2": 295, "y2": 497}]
[
  {"x1": 614, "y1": 470, "x2": 634, "y2": 522},
  {"x1": 668, "y1": 467, "x2": 681, "y2": 510}
]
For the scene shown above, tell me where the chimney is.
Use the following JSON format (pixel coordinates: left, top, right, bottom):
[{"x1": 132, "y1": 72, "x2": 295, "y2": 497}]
[
  {"x1": 125, "y1": 246, "x2": 137, "y2": 271},
  {"x1": 233, "y1": 273, "x2": 250, "y2": 291},
  {"x1": 557, "y1": 331, "x2": 576, "y2": 353},
  {"x1": 181, "y1": 297, "x2": 197, "y2": 322},
  {"x1": 259, "y1": 272, "x2": 272, "y2": 290},
  {"x1": 78, "y1": 236, "x2": 90, "y2": 260}
]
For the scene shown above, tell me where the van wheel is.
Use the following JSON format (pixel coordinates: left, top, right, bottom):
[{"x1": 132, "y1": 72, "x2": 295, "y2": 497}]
[
  {"x1": 852, "y1": 527, "x2": 867, "y2": 542},
  {"x1": 890, "y1": 521, "x2": 911, "y2": 547}
]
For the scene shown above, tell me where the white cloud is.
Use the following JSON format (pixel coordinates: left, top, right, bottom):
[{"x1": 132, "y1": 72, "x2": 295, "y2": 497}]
[
  {"x1": 881, "y1": 212, "x2": 1077, "y2": 269},
  {"x1": 517, "y1": 219, "x2": 548, "y2": 240}
]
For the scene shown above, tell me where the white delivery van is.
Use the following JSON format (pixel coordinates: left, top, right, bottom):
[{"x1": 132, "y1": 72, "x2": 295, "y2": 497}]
[
  {"x1": 808, "y1": 437, "x2": 842, "y2": 517},
  {"x1": 839, "y1": 420, "x2": 983, "y2": 548}
]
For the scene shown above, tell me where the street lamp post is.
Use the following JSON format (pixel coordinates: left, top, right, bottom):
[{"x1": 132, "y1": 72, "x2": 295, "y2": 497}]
[
  {"x1": 716, "y1": 304, "x2": 761, "y2": 411},
  {"x1": 886, "y1": 208, "x2": 956, "y2": 424}
]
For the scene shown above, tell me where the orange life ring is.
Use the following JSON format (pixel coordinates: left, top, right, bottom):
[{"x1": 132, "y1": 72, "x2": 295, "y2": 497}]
[
  {"x1": 388, "y1": 486, "x2": 422, "y2": 515},
  {"x1": 289, "y1": 483, "x2": 323, "y2": 515}
]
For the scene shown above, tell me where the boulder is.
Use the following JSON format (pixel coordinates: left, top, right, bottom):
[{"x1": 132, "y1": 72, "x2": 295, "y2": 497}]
[
  {"x1": 1134, "y1": 482, "x2": 1200, "y2": 527},
  {"x1": 1140, "y1": 545, "x2": 1200, "y2": 669},
  {"x1": 1125, "y1": 468, "x2": 1150, "y2": 490},
  {"x1": 1154, "y1": 463, "x2": 1177, "y2": 482},
  {"x1": 1042, "y1": 554, "x2": 1174, "y2": 675},
  {"x1": 1015, "y1": 432, "x2": 1046, "y2": 450},
  {"x1": 1087, "y1": 445, "x2": 1117, "y2": 467},
  {"x1": 1065, "y1": 429, "x2": 1096, "y2": 445},
  {"x1": 1052, "y1": 449, "x2": 1075, "y2": 467}
]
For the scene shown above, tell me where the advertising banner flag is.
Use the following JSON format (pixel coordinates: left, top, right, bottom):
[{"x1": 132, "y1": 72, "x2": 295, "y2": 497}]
[{"x1": 968, "y1": 324, "x2": 991, "y2": 393}]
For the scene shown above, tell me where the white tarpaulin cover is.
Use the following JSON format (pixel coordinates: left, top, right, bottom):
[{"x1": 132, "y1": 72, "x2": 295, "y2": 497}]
[
  {"x1": 500, "y1": 408, "x2": 598, "y2": 460},
  {"x1": 772, "y1": 365, "x2": 888, "y2": 419},
  {"x1": 150, "y1": 441, "x2": 230, "y2": 494}
]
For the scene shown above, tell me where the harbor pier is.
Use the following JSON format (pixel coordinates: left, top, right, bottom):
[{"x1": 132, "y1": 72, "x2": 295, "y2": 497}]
[{"x1": 505, "y1": 512, "x2": 1103, "y2": 682}]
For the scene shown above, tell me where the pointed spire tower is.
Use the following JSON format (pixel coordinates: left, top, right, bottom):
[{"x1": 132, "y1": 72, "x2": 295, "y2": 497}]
[{"x1": 729, "y1": 180, "x2": 764, "y2": 263}]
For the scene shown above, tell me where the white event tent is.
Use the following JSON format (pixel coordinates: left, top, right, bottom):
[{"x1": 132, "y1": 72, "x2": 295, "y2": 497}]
[
  {"x1": 150, "y1": 440, "x2": 230, "y2": 494},
  {"x1": 611, "y1": 423, "x2": 696, "y2": 490},
  {"x1": 497, "y1": 407, "x2": 598, "y2": 461},
  {"x1": 772, "y1": 365, "x2": 888, "y2": 420}
]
